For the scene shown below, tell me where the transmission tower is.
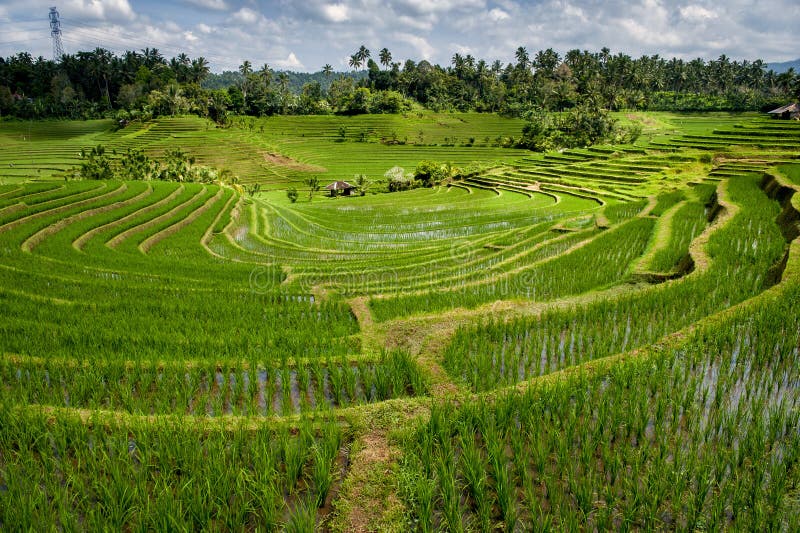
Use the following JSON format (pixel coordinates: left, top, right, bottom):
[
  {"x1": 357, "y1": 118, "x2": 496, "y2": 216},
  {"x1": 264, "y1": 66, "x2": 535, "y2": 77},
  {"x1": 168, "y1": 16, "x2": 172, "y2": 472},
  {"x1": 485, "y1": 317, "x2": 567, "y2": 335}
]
[{"x1": 49, "y1": 7, "x2": 64, "y2": 61}]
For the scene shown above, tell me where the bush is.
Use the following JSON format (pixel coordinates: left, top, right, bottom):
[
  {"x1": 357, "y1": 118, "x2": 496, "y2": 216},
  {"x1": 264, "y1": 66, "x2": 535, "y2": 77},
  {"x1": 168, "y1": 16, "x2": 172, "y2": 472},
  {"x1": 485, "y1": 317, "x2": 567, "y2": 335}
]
[
  {"x1": 517, "y1": 103, "x2": 633, "y2": 151},
  {"x1": 413, "y1": 161, "x2": 449, "y2": 187},
  {"x1": 370, "y1": 90, "x2": 411, "y2": 114},
  {"x1": 79, "y1": 145, "x2": 114, "y2": 180},
  {"x1": 385, "y1": 166, "x2": 414, "y2": 192}
]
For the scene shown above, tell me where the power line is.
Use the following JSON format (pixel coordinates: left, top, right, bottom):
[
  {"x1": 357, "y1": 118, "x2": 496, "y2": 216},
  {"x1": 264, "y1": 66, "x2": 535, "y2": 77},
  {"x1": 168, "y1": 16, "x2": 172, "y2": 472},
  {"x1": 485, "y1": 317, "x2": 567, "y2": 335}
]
[
  {"x1": 0, "y1": 37, "x2": 49, "y2": 47},
  {"x1": 0, "y1": 23, "x2": 45, "y2": 35},
  {"x1": 58, "y1": 21, "x2": 243, "y2": 69},
  {"x1": 3, "y1": 14, "x2": 274, "y2": 71}
]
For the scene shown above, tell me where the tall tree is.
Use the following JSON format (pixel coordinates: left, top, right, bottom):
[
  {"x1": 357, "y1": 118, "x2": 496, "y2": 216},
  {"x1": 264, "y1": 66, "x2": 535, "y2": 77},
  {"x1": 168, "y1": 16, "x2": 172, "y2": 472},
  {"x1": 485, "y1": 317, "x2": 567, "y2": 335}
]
[
  {"x1": 259, "y1": 63, "x2": 272, "y2": 90},
  {"x1": 515, "y1": 46, "x2": 530, "y2": 70},
  {"x1": 355, "y1": 45, "x2": 370, "y2": 70},
  {"x1": 239, "y1": 60, "x2": 253, "y2": 100},
  {"x1": 190, "y1": 57, "x2": 210, "y2": 84},
  {"x1": 379, "y1": 48, "x2": 392, "y2": 70},
  {"x1": 278, "y1": 72, "x2": 290, "y2": 113}
]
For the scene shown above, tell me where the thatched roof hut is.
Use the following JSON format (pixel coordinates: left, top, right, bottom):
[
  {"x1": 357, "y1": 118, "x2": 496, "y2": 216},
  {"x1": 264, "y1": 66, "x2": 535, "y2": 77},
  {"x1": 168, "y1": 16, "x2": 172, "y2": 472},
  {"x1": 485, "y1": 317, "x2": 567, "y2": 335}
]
[
  {"x1": 768, "y1": 103, "x2": 800, "y2": 119},
  {"x1": 326, "y1": 180, "x2": 355, "y2": 196}
]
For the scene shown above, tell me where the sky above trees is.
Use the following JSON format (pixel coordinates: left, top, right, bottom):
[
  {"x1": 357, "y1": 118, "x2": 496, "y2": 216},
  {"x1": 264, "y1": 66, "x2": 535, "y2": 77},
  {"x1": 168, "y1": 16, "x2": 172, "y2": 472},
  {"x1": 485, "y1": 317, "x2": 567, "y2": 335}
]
[{"x1": 1, "y1": 0, "x2": 798, "y2": 72}]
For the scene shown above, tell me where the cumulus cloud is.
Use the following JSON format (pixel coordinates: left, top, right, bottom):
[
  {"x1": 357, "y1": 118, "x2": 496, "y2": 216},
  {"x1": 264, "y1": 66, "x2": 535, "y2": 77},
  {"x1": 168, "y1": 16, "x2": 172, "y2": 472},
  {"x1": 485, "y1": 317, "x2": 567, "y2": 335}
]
[
  {"x1": 65, "y1": 0, "x2": 135, "y2": 21},
  {"x1": 1, "y1": 0, "x2": 798, "y2": 72},
  {"x1": 488, "y1": 8, "x2": 510, "y2": 22},
  {"x1": 394, "y1": 0, "x2": 485, "y2": 15},
  {"x1": 185, "y1": 0, "x2": 229, "y2": 10},
  {"x1": 231, "y1": 7, "x2": 261, "y2": 25},
  {"x1": 274, "y1": 52, "x2": 304, "y2": 69},
  {"x1": 393, "y1": 31, "x2": 435, "y2": 60},
  {"x1": 321, "y1": 3, "x2": 349, "y2": 22},
  {"x1": 679, "y1": 4, "x2": 718, "y2": 22}
]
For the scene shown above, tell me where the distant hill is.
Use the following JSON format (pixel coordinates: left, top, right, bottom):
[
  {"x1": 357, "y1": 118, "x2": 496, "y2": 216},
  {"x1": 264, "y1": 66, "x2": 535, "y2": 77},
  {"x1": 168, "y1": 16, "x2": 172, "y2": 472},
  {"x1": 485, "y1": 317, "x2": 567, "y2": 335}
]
[
  {"x1": 202, "y1": 70, "x2": 368, "y2": 94},
  {"x1": 767, "y1": 59, "x2": 800, "y2": 73}
]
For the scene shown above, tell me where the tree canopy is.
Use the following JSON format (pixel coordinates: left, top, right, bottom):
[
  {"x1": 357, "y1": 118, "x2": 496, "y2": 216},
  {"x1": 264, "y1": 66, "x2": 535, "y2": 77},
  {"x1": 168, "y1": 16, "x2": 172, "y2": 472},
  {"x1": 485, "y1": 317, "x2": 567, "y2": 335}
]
[{"x1": 1, "y1": 45, "x2": 797, "y2": 122}]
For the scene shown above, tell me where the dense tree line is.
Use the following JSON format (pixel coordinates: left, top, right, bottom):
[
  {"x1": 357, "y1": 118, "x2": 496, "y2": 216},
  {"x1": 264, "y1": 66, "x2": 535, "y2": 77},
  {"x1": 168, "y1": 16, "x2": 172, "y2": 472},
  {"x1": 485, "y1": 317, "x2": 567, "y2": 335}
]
[
  {"x1": 202, "y1": 69, "x2": 368, "y2": 94},
  {"x1": 1, "y1": 46, "x2": 798, "y2": 123},
  {"x1": 78, "y1": 144, "x2": 242, "y2": 187}
]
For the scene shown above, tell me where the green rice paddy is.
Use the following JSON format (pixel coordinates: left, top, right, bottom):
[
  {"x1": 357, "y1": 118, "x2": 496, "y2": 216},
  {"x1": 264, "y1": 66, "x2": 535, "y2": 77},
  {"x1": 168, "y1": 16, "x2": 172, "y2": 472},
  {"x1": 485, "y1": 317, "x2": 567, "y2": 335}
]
[{"x1": 0, "y1": 111, "x2": 798, "y2": 530}]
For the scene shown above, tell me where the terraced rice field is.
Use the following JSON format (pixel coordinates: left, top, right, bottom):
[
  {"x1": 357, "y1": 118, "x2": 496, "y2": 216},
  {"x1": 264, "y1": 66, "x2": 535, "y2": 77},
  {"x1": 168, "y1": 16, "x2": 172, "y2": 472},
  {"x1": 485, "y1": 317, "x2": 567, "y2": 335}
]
[
  {"x1": 0, "y1": 112, "x2": 525, "y2": 187},
  {"x1": 0, "y1": 112, "x2": 799, "y2": 531}
]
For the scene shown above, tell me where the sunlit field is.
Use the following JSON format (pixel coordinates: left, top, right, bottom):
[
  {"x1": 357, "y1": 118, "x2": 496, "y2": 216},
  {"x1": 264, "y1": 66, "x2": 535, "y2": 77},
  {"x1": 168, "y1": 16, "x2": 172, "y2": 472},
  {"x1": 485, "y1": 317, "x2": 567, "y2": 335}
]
[{"x1": 0, "y1": 111, "x2": 798, "y2": 530}]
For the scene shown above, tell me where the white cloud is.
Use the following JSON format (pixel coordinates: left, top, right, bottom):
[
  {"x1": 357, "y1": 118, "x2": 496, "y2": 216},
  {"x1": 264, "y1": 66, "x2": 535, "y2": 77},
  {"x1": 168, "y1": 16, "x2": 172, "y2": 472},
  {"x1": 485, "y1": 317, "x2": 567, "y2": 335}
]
[
  {"x1": 396, "y1": 14, "x2": 435, "y2": 31},
  {"x1": 65, "y1": 0, "x2": 135, "y2": 21},
  {"x1": 617, "y1": 17, "x2": 682, "y2": 47},
  {"x1": 322, "y1": 3, "x2": 350, "y2": 22},
  {"x1": 393, "y1": 32, "x2": 435, "y2": 60},
  {"x1": 232, "y1": 8, "x2": 260, "y2": 25},
  {"x1": 488, "y1": 8, "x2": 509, "y2": 21},
  {"x1": 679, "y1": 4, "x2": 718, "y2": 22},
  {"x1": 1, "y1": 0, "x2": 799, "y2": 72},
  {"x1": 395, "y1": 0, "x2": 485, "y2": 14},
  {"x1": 185, "y1": 0, "x2": 229, "y2": 10},
  {"x1": 274, "y1": 52, "x2": 304, "y2": 69},
  {"x1": 562, "y1": 2, "x2": 588, "y2": 23}
]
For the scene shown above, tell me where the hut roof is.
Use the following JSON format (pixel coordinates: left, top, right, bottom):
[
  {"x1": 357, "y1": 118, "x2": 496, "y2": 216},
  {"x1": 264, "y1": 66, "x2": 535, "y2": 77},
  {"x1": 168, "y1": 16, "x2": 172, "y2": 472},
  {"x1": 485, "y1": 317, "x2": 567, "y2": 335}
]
[
  {"x1": 768, "y1": 103, "x2": 800, "y2": 114},
  {"x1": 325, "y1": 181, "x2": 354, "y2": 191}
]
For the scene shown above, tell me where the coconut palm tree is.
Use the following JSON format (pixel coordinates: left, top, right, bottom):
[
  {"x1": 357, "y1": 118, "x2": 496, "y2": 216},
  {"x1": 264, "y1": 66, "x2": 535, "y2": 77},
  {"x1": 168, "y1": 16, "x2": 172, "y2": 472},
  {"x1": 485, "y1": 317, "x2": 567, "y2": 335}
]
[
  {"x1": 355, "y1": 45, "x2": 370, "y2": 70},
  {"x1": 278, "y1": 72, "x2": 290, "y2": 113},
  {"x1": 141, "y1": 47, "x2": 164, "y2": 68},
  {"x1": 259, "y1": 63, "x2": 272, "y2": 90},
  {"x1": 191, "y1": 57, "x2": 210, "y2": 84},
  {"x1": 515, "y1": 46, "x2": 529, "y2": 70},
  {"x1": 322, "y1": 64, "x2": 333, "y2": 78},
  {"x1": 348, "y1": 54, "x2": 362, "y2": 71},
  {"x1": 379, "y1": 48, "x2": 392, "y2": 70},
  {"x1": 239, "y1": 60, "x2": 253, "y2": 100}
]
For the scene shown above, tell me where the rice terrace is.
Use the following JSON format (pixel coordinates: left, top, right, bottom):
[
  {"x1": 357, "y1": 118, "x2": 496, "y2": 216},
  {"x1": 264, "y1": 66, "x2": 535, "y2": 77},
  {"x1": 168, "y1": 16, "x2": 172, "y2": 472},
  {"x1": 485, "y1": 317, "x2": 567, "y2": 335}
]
[{"x1": 1, "y1": 11, "x2": 800, "y2": 532}]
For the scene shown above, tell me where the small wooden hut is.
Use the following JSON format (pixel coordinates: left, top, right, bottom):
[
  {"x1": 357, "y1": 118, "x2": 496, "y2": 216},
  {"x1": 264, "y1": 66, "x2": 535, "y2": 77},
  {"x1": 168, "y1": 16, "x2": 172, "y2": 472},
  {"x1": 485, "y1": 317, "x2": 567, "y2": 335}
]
[
  {"x1": 325, "y1": 181, "x2": 355, "y2": 197},
  {"x1": 767, "y1": 103, "x2": 800, "y2": 120}
]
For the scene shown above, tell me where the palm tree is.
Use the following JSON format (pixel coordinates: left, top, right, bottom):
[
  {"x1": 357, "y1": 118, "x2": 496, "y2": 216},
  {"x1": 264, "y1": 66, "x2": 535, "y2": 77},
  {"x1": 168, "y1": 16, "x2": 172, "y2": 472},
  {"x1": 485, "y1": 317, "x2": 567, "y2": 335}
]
[
  {"x1": 259, "y1": 63, "x2": 272, "y2": 89},
  {"x1": 191, "y1": 57, "x2": 210, "y2": 84},
  {"x1": 322, "y1": 64, "x2": 333, "y2": 95},
  {"x1": 355, "y1": 45, "x2": 370, "y2": 70},
  {"x1": 239, "y1": 60, "x2": 253, "y2": 100},
  {"x1": 141, "y1": 48, "x2": 164, "y2": 68},
  {"x1": 171, "y1": 53, "x2": 191, "y2": 83},
  {"x1": 515, "y1": 46, "x2": 529, "y2": 70},
  {"x1": 278, "y1": 72, "x2": 290, "y2": 113},
  {"x1": 348, "y1": 54, "x2": 362, "y2": 71},
  {"x1": 87, "y1": 48, "x2": 113, "y2": 107},
  {"x1": 379, "y1": 48, "x2": 392, "y2": 70}
]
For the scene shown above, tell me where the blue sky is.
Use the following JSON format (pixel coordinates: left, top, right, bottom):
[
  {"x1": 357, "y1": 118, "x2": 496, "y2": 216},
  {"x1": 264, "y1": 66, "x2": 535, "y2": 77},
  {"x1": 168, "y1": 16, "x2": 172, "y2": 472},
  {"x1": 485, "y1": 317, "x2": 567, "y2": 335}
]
[{"x1": 1, "y1": 0, "x2": 798, "y2": 72}]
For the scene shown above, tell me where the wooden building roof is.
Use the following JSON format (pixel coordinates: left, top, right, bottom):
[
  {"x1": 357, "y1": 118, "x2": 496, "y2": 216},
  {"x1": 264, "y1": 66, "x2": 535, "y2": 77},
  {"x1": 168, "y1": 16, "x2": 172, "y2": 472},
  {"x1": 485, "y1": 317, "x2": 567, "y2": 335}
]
[{"x1": 325, "y1": 181, "x2": 354, "y2": 190}]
